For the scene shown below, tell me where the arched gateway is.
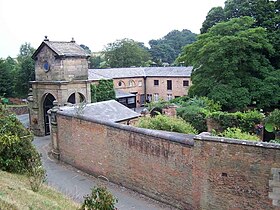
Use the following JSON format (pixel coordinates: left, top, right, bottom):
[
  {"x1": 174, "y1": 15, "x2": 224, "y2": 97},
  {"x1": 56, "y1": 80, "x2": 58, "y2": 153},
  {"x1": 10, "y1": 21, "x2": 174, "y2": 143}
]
[{"x1": 28, "y1": 37, "x2": 91, "y2": 136}]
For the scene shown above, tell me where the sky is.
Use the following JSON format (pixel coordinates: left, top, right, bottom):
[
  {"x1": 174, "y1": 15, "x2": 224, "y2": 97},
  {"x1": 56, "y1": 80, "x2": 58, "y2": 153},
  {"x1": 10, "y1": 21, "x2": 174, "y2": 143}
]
[{"x1": 0, "y1": 0, "x2": 225, "y2": 58}]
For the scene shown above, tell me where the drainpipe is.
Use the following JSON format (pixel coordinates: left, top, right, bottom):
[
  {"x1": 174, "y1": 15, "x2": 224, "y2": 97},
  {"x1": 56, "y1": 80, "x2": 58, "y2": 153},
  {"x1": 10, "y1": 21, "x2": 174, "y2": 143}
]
[{"x1": 144, "y1": 76, "x2": 147, "y2": 104}]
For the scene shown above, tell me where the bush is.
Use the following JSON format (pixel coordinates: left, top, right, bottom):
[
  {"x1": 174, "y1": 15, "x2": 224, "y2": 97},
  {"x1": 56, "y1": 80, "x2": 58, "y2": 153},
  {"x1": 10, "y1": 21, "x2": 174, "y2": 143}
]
[
  {"x1": 216, "y1": 127, "x2": 259, "y2": 141},
  {"x1": 176, "y1": 105, "x2": 207, "y2": 133},
  {"x1": 81, "y1": 186, "x2": 118, "y2": 210},
  {"x1": 136, "y1": 114, "x2": 198, "y2": 134},
  {"x1": 208, "y1": 110, "x2": 264, "y2": 134},
  {"x1": 265, "y1": 109, "x2": 280, "y2": 132},
  {"x1": 0, "y1": 105, "x2": 42, "y2": 174}
]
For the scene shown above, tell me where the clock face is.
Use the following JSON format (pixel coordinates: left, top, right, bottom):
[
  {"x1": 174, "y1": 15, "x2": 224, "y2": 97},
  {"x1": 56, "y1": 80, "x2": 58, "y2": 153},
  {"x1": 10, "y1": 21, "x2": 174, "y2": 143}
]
[{"x1": 43, "y1": 61, "x2": 50, "y2": 72}]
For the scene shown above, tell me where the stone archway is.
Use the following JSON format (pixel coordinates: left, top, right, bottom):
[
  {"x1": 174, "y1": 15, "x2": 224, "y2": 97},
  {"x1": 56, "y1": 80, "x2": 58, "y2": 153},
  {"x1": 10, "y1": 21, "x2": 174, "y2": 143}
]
[
  {"x1": 67, "y1": 92, "x2": 85, "y2": 104},
  {"x1": 43, "y1": 93, "x2": 56, "y2": 135}
]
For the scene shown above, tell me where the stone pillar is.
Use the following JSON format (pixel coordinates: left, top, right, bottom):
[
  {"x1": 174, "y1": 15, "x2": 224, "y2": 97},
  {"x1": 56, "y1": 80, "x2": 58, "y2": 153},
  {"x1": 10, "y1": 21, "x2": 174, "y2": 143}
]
[
  {"x1": 48, "y1": 100, "x2": 60, "y2": 160},
  {"x1": 27, "y1": 88, "x2": 41, "y2": 135}
]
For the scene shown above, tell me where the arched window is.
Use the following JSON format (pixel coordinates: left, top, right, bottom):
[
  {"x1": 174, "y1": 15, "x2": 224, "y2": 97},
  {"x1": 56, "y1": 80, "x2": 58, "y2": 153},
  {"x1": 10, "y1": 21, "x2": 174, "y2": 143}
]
[
  {"x1": 118, "y1": 80, "x2": 125, "y2": 87},
  {"x1": 128, "y1": 80, "x2": 136, "y2": 87},
  {"x1": 67, "y1": 92, "x2": 86, "y2": 104}
]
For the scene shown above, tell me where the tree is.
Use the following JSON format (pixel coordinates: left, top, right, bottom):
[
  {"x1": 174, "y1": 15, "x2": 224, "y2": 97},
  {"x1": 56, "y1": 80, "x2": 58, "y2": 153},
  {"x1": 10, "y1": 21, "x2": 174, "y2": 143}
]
[
  {"x1": 0, "y1": 59, "x2": 13, "y2": 97},
  {"x1": 200, "y1": 7, "x2": 225, "y2": 34},
  {"x1": 14, "y1": 43, "x2": 35, "y2": 97},
  {"x1": 178, "y1": 17, "x2": 278, "y2": 110},
  {"x1": 149, "y1": 29, "x2": 197, "y2": 65},
  {"x1": 200, "y1": 0, "x2": 280, "y2": 68},
  {"x1": 103, "y1": 38, "x2": 151, "y2": 68}
]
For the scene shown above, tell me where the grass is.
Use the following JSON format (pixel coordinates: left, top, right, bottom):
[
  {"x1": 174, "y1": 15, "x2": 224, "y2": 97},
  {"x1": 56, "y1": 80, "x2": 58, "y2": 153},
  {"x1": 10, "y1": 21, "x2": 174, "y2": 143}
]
[{"x1": 0, "y1": 170, "x2": 80, "y2": 210}]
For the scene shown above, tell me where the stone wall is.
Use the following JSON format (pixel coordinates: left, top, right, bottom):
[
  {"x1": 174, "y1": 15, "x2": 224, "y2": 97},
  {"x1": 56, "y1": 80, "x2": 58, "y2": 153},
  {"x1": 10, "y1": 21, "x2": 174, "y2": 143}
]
[
  {"x1": 52, "y1": 112, "x2": 280, "y2": 210},
  {"x1": 35, "y1": 45, "x2": 88, "y2": 81},
  {"x1": 7, "y1": 105, "x2": 28, "y2": 115}
]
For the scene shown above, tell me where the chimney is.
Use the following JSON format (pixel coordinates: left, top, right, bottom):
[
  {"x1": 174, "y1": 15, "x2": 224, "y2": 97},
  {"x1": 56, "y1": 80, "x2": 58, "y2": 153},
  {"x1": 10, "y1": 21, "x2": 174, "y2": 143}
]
[
  {"x1": 44, "y1": 36, "x2": 49, "y2": 41},
  {"x1": 71, "y1": 37, "x2": 75, "y2": 43}
]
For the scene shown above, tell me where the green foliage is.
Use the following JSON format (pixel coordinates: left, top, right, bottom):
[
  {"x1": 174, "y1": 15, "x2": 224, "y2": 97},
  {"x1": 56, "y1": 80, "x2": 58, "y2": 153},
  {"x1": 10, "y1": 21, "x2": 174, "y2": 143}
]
[
  {"x1": 269, "y1": 138, "x2": 280, "y2": 144},
  {"x1": 216, "y1": 127, "x2": 259, "y2": 141},
  {"x1": 176, "y1": 105, "x2": 207, "y2": 133},
  {"x1": 15, "y1": 43, "x2": 35, "y2": 97},
  {"x1": 149, "y1": 29, "x2": 197, "y2": 65},
  {"x1": 0, "y1": 106, "x2": 40, "y2": 174},
  {"x1": 265, "y1": 109, "x2": 280, "y2": 132},
  {"x1": 146, "y1": 100, "x2": 171, "y2": 111},
  {"x1": 201, "y1": 0, "x2": 280, "y2": 69},
  {"x1": 178, "y1": 17, "x2": 278, "y2": 111},
  {"x1": 91, "y1": 79, "x2": 116, "y2": 102},
  {"x1": 200, "y1": 7, "x2": 225, "y2": 34},
  {"x1": 104, "y1": 38, "x2": 151, "y2": 68},
  {"x1": 136, "y1": 114, "x2": 198, "y2": 135},
  {"x1": 209, "y1": 110, "x2": 264, "y2": 134},
  {"x1": 81, "y1": 186, "x2": 118, "y2": 210},
  {"x1": 0, "y1": 59, "x2": 13, "y2": 97},
  {"x1": 27, "y1": 153, "x2": 46, "y2": 192}
]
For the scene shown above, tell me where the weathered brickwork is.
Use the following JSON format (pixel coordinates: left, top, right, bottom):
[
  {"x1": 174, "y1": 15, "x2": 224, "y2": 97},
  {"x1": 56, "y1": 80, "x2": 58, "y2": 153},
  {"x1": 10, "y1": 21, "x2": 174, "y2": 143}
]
[
  {"x1": 146, "y1": 77, "x2": 191, "y2": 100},
  {"x1": 52, "y1": 113, "x2": 280, "y2": 210}
]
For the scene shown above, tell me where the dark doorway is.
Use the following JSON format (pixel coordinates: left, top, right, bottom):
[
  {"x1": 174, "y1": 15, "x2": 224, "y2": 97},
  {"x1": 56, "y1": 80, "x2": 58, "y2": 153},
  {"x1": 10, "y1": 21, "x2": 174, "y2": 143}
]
[
  {"x1": 43, "y1": 93, "x2": 56, "y2": 135},
  {"x1": 140, "y1": 94, "x2": 145, "y2": 106}
]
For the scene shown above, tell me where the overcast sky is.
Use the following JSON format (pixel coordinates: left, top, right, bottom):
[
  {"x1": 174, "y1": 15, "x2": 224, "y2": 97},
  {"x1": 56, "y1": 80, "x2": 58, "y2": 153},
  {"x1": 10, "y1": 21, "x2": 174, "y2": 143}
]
[{"x1": 0, "y1": 0, "x2": 225, "y2": 58}]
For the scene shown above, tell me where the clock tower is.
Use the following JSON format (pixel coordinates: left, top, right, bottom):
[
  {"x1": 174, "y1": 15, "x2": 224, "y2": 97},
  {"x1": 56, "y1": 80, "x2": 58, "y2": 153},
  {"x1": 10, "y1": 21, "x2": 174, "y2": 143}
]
[{"x1": 28, "y1": 36, "x2": 91, "y2": 136}]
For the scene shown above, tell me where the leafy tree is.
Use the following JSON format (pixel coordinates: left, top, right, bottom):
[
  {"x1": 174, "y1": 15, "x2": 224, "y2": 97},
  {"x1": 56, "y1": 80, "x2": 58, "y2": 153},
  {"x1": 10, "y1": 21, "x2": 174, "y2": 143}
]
[
  {"x1": 200, "y1": 7, "x2": 225, "y2": 34},
  {"x1": 103, "y1": 38, "x2": 151, "y2": 68},
  {"x1": 149, "y1": 29, "x2": 196, "y2": 65},
  {"x1": 201, "y1": 0, "x2": 280, "y2": 68},
  {"x1": 178, "y1": 17, "x2": 278, "y2": 110},
  {"x1": 91, "y1": 79, "x2": 116, "y2": 102},
  {"x1": 14, "y1": 43, "x2": 35, "y2": 97},
  {"x1": 0, "y1": 59, "x2": 13, "y2": 97}
]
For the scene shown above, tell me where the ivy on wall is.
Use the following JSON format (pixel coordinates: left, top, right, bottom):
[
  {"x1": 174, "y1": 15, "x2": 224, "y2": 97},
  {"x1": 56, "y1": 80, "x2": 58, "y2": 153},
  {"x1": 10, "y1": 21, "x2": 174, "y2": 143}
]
[{"x1": 91, "y1": 79, "x2": 116, "y2": 103}]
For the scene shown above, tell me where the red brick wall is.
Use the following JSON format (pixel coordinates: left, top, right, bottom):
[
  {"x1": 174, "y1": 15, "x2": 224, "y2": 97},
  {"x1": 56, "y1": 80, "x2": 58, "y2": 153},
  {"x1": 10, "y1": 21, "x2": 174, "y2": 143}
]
[{"x1": 55, "y1": 114, "x2": 280, "y2": 210}]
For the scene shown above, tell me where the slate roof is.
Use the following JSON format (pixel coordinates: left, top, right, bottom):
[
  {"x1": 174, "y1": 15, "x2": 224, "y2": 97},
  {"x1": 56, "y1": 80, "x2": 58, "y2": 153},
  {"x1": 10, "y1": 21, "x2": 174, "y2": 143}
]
[
  {"x1": 115, "y1": 89, "x2": 136, "y2": 99},
  {"x1": 88, "y1": 66, "x2": 192, "y2": 80},
  {"x1": 59, "y1": 100, "x2": 140, "y2": 122},
  {"x1": 32, "y1": 40, "x2": 90, "y2": 59}
]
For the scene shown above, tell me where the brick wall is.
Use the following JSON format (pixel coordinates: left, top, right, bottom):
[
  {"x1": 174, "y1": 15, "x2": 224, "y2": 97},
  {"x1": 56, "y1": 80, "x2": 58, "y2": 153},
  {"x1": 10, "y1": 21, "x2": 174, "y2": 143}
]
[{"x1": 53, "y1": 112, "x2": 280, "y2": 210}]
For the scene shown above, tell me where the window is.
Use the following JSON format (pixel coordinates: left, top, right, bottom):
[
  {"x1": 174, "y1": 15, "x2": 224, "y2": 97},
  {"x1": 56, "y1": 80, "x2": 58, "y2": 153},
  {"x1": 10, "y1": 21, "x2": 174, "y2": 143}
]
[
  {"x1": 154, "y1": 93, "x2": 159, "y2": 102},
  {"x1": 118, "y1": 81, "x2": 122, "y2": 87},
  {"x1": 167, "y1": 80, "x2": 172, "y2": 90},
  {"x1": 138, "y1": 80, "x2": 142, "y2": 87},
  {"x1": 154, "y1": 80, "x2": 159, "y2": 86},
  {"x1": 147, "y1": 94, "x2": 152, "y2": 103},
  {"x1": 127, "y1": 97, "x2": 135, "y2": 104},
  {"x1": 129, "y1": 80, "x2": 135, "y2": 87},
  {"x1": 183, "y1": 80, "x2": 189, "y2": 87},
  {"x1": 167, "y1": 94, "x2": 172, "y2": 101}
]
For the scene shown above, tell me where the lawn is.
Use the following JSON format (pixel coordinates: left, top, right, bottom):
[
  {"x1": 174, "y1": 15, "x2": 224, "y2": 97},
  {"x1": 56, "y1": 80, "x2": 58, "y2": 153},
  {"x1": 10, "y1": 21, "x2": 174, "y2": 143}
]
[{"x1": 0, "y1": 170, "x2": 79, "y2": 210}]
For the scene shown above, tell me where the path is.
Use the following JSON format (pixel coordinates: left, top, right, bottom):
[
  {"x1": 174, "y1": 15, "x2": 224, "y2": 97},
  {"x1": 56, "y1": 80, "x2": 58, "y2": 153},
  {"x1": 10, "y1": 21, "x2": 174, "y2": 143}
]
[{"x1": 15, "y1": 112, "x2": 174, "y2": 209}]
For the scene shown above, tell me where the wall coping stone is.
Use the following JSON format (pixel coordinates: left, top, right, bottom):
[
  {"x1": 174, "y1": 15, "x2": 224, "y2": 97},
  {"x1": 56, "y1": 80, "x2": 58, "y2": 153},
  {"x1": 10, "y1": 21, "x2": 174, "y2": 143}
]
[
  {"x1": 57, "y1": 111, "x2": 195, "y2": 147},
  {"x1": 195, "y1": 132, "x2": 280, "y2": 149}
]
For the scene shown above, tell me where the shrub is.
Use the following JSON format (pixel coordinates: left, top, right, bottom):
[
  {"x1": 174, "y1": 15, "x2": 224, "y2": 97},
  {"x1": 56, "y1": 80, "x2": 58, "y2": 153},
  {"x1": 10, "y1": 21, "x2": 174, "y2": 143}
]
[
  {"x1": 136, "y1": 114, "x2": 198, "y2": 134},
  {"x1": 265, "y1": 109, "x2": 280, "y2": 132},
  {"x1": 216, "y1": 127, "x2": 259, "y2": 141},
  {"x1": 81, "y1": 186, "x2": 118, "y2": 210},
  {"x1": 0, "y1": 106, "x2": 42, "y2": 174},
  {"x1": 27, "y1": 153, "x2": 46, "y2": 192},
  {"x1": 176, "y1": 105, "x2": 207, "y2": 133},
  {"x1": 208, "y1": 110, "x2": 264, "y2": 134}
]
